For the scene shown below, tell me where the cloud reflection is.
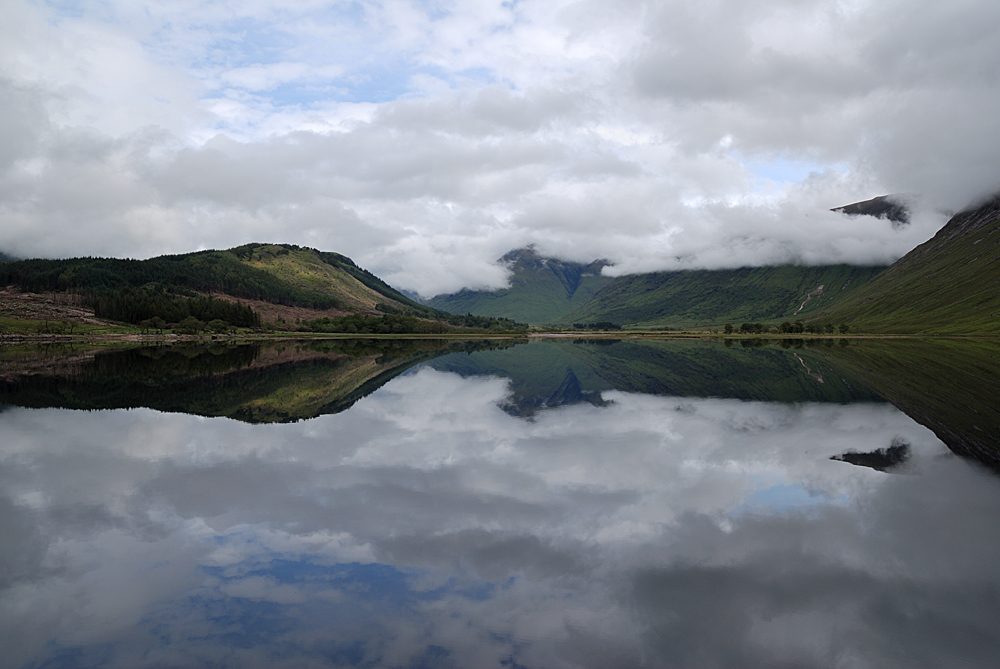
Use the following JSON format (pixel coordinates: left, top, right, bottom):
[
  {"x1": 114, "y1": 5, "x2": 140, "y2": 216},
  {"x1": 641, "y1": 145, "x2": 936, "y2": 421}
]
[{"x1": 0, "y1": 367, "x2": 998, "y2": 667}]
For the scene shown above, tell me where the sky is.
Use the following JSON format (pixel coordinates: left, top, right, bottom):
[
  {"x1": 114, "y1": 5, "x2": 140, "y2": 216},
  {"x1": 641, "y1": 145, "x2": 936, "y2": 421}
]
[{"x1": 0, "y1": 0, "x2": 998, "y2": 296}]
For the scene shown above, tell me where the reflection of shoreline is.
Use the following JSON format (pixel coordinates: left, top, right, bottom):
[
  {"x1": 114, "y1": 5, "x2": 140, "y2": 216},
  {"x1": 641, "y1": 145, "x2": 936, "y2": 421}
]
[{"x1": 0, "y1": 339, "x2": 518, "y2": 423}]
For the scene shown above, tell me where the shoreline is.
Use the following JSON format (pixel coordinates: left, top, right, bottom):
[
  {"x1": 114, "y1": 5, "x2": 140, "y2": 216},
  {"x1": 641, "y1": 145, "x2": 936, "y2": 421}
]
[{"x1": 2, "y1": 330, "x2": 998, "y2": 346}]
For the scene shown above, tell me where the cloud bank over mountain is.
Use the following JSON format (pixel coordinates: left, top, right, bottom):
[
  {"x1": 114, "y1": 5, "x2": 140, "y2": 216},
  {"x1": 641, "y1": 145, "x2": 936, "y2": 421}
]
[{"x1": 0, "y1": 0, "x2": 998, "y2": 295}]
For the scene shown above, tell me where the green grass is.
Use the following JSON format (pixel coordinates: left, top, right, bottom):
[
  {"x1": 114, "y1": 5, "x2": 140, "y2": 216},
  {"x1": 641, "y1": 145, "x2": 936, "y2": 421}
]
[
  {"x1": 0, "y1": 317, "x2": 131, "y2": 336},
  {"x1": 239, "y1": 245, "x2": 400, "y2": 311}
]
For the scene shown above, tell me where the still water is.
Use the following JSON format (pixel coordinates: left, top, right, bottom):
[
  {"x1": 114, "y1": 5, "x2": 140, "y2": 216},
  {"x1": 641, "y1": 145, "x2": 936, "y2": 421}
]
[{"x1": 1, "y1": 338, "x2": 998, "y2": 668}]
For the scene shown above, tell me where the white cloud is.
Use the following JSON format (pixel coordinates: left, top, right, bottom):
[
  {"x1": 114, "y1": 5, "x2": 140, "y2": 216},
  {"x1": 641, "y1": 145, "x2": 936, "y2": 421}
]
[{"x1": 0, "y1": 0, "x2": 997, "y2": 293}]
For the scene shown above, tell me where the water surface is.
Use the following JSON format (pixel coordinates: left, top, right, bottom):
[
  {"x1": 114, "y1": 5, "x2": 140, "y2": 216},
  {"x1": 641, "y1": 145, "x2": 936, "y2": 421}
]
[{"x1": 1, "y1": 338, "x2": 998, "y2": 668}]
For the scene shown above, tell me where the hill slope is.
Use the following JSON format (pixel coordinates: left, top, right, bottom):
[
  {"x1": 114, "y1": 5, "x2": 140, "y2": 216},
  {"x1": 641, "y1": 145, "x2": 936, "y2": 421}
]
[
  {"x1": 229, "y1": 243, "x2": 422, "y2": 313},
  {"x1": 554, "y1": 264, "x2": 886, "y2": 330},
  {"x1": 0, "y1": 243, "x2": 424, "y2": 313},
  {"x1": 813, "y1": 195, "x2": 1000, "y2": 334},
  {"x1": 427, "y1": 247, "x2": 612, "y2": 324}
]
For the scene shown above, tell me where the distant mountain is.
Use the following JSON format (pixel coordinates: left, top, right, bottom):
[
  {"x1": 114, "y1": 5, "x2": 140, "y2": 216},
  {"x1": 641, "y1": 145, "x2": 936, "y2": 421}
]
[
  {"x1": 427, "y1": 247, "x2": 612, "y2": 324},
  {"x1": 813, "y1": 194, "x2": 1000, "y2": 334},
  {"x1": 553, "y1": 264, "x2": 886, "y2": 330},
  {"x1": 832, "y1": 194, "x2": 911, "y2": 228},
  {"x1": 399, "y1": 289, "x2": 427, "y2": 304},
  {"x1": 0, "y1": 251, "x2": 18, "y2": 262}
]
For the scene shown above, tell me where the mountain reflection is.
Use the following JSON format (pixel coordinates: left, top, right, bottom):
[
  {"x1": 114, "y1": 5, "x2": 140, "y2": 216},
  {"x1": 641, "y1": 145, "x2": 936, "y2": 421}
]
[
  {"x1": 0, "y1": 339, "x2": 515, "y2": 423},
  {"x1": 428, "y1": 338, "x2": 884, "y2": 417},
  {"x1": 1, "y1": 338, "x2": 999, "y2": 667}
]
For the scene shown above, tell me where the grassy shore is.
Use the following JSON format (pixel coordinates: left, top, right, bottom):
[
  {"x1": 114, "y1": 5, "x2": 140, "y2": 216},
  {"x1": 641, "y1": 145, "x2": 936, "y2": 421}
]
[{"x1": 4, "y1": 321, "x2": 999, "y2": 346}]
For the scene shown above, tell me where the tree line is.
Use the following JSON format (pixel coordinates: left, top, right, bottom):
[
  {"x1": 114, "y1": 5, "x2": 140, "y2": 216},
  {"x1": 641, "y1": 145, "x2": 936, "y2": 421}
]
[
  {"x1": 572, "y1": 321, "x2": 622, "y2": 330},
  {"x1": 300, "y1": 312, "x2": 525, "y2": 334},
  {"x1": 87, "y1": 290, "x2": 260, "y2": 329},
  {"x1": 724, "y1": 321, "x2": 851, "y2": 334}
]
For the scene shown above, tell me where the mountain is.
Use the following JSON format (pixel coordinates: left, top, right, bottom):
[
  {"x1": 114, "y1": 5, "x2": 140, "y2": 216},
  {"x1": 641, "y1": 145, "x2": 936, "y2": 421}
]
[
  {"x1": 427, "y1": 247, "x2": 612, "y2": 324},
  {"x1": 812, "y1": 194, "x2": 1000, "y2": 334},
  {"x1": 0, "y1": 243, "x2": 423, "y2": 314},
  {"x1": 832, "y1": 194, "x2": 911, "y2": 228},
  {"x1": 553, "y1": 264, "x2": 886, "y2": 330},
  {"x1": 428, "y1": 199, "x2": 914, "y2": 330},
  {"x1": 0, "y1": 243, "x2": 526, "y2": 331}
]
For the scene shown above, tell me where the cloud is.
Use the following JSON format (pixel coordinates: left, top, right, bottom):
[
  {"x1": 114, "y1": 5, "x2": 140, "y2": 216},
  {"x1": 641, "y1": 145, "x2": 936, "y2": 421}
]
[
  {"x1": 0, "y1": 0, "x2": 997, "y2": 293},
  {"x1": 1, "y1": 365, "x2": 998, "y2": 666}
]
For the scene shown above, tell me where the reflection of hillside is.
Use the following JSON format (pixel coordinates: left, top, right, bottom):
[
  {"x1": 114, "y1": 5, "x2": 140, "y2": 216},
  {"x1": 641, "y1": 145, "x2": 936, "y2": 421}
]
[
  {"x1": 431, "y1": 338, "x2": 1000, "y2": 474},
  {"x1": 429, "y1": 339, "x2": 883, "y2": 416},
  {"x1": 565, "y1": 339, "x2": 882, "y2": 403},
  {"x1": 814, "y1": 339, "x2": 1000, "y2": 472},
  {"x1": 0, "y1": 339, "x2": 515, "y2": 423},
  {"x1": 498, "y1": 368, "x2": 609, "y2": 417}
]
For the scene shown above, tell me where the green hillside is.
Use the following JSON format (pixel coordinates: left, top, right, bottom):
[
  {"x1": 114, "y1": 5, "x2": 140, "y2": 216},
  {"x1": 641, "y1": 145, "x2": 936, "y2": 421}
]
[
  {"x1": 812, "y1": 195, "x2": 1000, "y2": 334},
  {"x1": 427, "y1": 247, "x2": 612, "y2": 324},
  {"x1": 229, "y1": 243, "x2": 420, "y2": 312},
  {"x1": 554, "y1": 264, "x2": 885, "y2": 330},
  {"x1": 0, "y1": 243, "x2": 422, "y2": 313}
]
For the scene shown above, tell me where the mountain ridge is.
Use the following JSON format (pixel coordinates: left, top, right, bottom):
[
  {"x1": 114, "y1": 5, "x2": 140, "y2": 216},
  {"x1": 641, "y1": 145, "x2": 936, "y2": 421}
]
[
  {"x1": 832, "y1": 194, "x2": 911, "y2": 227},
  {"x1": 427, "y1": 246, "x2": 613, "y2": 324}
]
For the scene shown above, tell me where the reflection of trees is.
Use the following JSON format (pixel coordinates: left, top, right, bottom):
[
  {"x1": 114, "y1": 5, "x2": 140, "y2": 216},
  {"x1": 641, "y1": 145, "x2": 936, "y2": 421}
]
[{"x1": 0, "y1": 339, "x2": 520, "y2": 423}]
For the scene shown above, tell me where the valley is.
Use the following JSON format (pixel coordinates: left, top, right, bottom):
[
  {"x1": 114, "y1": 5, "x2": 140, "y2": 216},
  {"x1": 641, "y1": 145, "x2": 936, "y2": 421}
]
[{"x1": 1, "y1": 195, "x2": 998, "y2": 337}]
